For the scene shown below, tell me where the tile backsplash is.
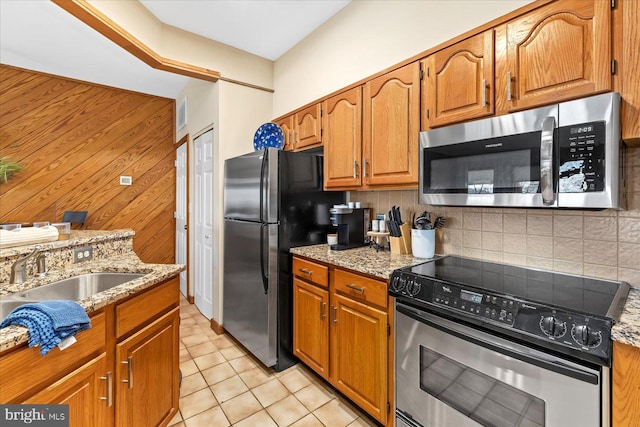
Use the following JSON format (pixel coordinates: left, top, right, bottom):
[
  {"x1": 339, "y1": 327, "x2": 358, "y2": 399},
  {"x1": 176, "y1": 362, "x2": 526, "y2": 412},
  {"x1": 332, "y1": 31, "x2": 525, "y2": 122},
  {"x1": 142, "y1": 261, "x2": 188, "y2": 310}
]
[{"x1": 350, "y1": 147, "x2": 640, "y2": 288}]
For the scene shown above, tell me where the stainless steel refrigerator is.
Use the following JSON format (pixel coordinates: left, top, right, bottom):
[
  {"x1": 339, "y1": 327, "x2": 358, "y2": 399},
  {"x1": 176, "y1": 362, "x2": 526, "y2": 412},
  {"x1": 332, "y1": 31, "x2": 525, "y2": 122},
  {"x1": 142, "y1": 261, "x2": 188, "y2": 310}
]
[{"x1": 223, "y1": 148, "x2": 344, "y2": 371}]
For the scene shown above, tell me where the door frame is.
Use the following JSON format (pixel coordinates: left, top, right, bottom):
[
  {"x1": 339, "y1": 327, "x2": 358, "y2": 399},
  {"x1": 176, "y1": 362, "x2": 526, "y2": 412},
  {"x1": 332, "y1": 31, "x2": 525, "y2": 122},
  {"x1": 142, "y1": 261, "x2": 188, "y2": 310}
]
[{"x1": 174, "y1": 133, "x2": 191, "y2": 302}]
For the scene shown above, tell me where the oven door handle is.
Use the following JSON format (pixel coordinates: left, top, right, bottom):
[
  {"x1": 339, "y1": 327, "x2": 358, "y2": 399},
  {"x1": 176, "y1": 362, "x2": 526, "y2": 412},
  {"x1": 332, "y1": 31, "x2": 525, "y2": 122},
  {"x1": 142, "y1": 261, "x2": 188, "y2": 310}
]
[{"x1": 396, "y1": 304, "x2": 600, "y2": 385}]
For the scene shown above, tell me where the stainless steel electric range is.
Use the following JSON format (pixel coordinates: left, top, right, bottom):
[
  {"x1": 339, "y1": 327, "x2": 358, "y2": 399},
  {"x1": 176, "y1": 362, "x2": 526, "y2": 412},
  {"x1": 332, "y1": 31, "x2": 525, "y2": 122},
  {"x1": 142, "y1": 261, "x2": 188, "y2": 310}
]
[{"x1": 390, "y1": 255, "x2": 629, "y2": 427}]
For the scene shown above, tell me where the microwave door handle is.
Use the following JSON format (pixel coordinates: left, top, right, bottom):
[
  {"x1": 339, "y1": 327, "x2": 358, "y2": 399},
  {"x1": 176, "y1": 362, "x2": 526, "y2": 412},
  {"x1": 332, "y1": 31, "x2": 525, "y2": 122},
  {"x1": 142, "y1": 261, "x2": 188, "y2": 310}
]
[{"x1": 540, "y1": 117, "x2": 556, "y2": 206}]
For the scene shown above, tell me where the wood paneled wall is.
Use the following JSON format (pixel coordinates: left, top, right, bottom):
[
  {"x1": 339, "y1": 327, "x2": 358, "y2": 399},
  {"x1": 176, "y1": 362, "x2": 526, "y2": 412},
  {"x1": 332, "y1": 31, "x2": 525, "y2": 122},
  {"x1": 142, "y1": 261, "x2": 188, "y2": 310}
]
[{"x1": 0, "y1": 65, "x2": 176, "y2": 264}]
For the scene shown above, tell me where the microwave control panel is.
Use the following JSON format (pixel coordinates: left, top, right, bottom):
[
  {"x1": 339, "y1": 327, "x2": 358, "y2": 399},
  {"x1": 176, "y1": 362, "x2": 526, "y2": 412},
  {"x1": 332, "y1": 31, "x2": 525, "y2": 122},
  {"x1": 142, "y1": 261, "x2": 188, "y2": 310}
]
[{"x1": 558, "y1": 120, "x2": 606, "y2": 193}]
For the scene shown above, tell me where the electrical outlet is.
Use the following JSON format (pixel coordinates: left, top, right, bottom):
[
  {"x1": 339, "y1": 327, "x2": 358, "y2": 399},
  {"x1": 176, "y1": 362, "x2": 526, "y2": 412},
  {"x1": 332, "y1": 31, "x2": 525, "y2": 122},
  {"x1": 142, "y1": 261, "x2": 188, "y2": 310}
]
[{"x1": 74, "y1": 246, "x2": 93, "y2": 263}]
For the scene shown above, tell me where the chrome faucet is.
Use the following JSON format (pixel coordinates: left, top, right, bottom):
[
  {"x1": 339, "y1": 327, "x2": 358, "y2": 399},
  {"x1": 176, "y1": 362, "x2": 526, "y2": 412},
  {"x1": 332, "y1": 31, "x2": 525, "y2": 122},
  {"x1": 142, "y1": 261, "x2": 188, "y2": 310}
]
[{"x1": 9, "y1": 246, "x2": 47, "y2": 284}]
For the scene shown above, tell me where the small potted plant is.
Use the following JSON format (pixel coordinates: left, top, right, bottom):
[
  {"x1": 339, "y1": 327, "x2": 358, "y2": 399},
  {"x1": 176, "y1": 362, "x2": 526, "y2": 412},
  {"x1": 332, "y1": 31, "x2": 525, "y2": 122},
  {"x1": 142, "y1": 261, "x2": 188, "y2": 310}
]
[
  {"x1": 411, "y1": 211, "x2": 445, "y2": 258},
  {"x1": 0, "y1": 157, "x2": 22, "y2": 183}
]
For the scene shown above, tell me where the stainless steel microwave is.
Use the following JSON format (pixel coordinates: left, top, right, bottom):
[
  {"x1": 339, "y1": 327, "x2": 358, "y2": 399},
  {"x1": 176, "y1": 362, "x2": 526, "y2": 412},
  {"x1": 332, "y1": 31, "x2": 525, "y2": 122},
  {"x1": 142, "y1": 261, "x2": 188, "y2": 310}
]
[{"x1": 419, "y1": 92, "x2": 626, "y2": 209}]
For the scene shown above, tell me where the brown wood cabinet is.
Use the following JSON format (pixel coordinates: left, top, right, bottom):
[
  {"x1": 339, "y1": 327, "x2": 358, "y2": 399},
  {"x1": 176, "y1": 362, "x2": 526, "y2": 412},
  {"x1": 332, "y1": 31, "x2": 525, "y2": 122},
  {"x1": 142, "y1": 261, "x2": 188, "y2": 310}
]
[
  {"x1": 330, "y1": 292, "x2": 387, "y2": 424},
  {"x1": 495, "y1": 0, "x2": 611, "y2": 114},
  {"x1": 422, "y1": 30, "x2": 494, "y2": 128},
  {"x1": 613, "y1": 341, "x2": 640, "y2": 426},
  {"x1": 323, "y1": 87, "x2": 363, "y2": 189},
  {"x1": 293, "y1": 277, "x2": 329, "y2": 376},
  {"x1": 292, "y1": 256, "x2": 390, "y2": 425},
  {"x1": 0, "y1": 277, "x2": 180, "y2": 427},
  {"x1": 116, "y1": 307, "x2": 179, "y2": 427},
  {"x1": 23, "y1": 354, "x2": 109, "y2": 427},
  {"x1": 614, "y1": 0, "x2": 640, "y2": 145},
  {"x1": 363, "y1": 62, "x2": 420, "y2": 187},
  {"x1": 274, "y1": 115, "x2": 294, "y2": 151},
  {"x1": 294, "y1": 103, "x2": 323, "y2": 150}
]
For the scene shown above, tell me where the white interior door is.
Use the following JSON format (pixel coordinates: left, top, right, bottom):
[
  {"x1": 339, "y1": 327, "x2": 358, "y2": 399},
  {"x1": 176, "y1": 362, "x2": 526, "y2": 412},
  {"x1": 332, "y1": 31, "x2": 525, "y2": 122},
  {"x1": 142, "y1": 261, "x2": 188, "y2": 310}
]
[
  {"x1": 194, "y1": 130, "x2": 214, "y2": 319},
  {"x1": 175, "y1": 142, "x2": 188, "y2": 298}
]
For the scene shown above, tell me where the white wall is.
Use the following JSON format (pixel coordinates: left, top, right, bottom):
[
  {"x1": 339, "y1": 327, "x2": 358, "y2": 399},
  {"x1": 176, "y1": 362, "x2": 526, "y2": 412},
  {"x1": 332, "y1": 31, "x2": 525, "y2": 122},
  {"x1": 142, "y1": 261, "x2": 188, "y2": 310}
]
[
  {"x1": 176, "y1": 77, "x2": 273, "y2": 323},
  {"x1": 273, "y1": 0, "x2": 532, "y2": 116}
]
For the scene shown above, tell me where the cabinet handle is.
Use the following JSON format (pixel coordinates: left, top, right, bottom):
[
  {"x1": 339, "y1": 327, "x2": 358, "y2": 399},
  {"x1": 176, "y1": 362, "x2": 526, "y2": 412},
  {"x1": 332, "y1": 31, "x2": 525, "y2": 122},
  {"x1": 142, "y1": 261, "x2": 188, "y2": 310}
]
[
  {"x1": 481, "y1": 79, "x2": 487, "y2": 107},
  {"x1": 100, "y1": 371, "x2": 113, "y2": 407},
  {"x1": 320, "y1": 302, "x2": 327, "y2": 320},
  {"x1": 353, "y1": 160, "x2": 358, "y2": 179},
  {"x1": 288, "y1": 131, "x2": 291, "y2": 148},
  {"x1": 506, "y1": 72, "x2": 512, "y2": 101},
  {"x1": 346, "y1": 283, "x2": 365, "y2": 293},
  {"x1": 298, "y1": 268, "x2": 312, "y2": 276},
  {"x1": 363, "y1": 159, "x2": 368, "y2": 178},
  {"x1": 331, "y1": 305, "x2": 337, "y2": 325},
  {"x1": 121, "y1": 356, "x2": 133, "y2": 389},
  {"x1": 293, "y1": 130, "x2": 297, "y2": 147}
]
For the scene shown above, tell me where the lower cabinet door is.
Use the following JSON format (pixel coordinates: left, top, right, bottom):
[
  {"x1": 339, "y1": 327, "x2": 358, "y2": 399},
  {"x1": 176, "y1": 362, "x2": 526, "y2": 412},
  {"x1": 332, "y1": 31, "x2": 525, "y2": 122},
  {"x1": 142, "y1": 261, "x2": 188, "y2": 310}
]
[
  {"x1": 116, "y1": 308, "x2": 179, "y2": 427},
  {"x1": 23, "y1": 353, "x2": 110, "y2": 427},
  {"x1": 293, "y1": 277, "x2": 329, "y2": 377},
  {"x1": 330, "y1": 293, "x2": 387, "y2": 425}
]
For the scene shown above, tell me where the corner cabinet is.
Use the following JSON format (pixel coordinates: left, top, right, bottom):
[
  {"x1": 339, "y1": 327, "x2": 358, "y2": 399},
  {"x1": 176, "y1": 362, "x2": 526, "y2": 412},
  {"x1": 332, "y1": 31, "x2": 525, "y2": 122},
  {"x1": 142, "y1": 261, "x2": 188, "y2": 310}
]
[
  {"x1": 495, "y1": 0, "x2": 611, "y2": 113},
  {"x1": 323, "y1": 87, "x2": 363, "y2": 189},
  {"x1": 292, "y1": 257, "x2": 390, "y2": 426},
  {"x1": 363, "y1": 62, "x2": 420, "y2": 187},
  {"x1": 422, "y1": 30, "x2": 494, "y2": 128}
]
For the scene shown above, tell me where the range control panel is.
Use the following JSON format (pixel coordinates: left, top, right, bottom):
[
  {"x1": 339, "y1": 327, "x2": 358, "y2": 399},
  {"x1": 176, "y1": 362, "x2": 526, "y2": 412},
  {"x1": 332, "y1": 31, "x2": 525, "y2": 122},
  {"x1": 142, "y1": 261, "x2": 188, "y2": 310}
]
[
  {"x1": 432, "y1": 283, "x2": 517, "y2": 326},
  {"x1": 558, "y1": 120, "x2": 606, "y2": 193},
  {"x1": 389, "y1": 270, "x2": 613, "y2": 365}
]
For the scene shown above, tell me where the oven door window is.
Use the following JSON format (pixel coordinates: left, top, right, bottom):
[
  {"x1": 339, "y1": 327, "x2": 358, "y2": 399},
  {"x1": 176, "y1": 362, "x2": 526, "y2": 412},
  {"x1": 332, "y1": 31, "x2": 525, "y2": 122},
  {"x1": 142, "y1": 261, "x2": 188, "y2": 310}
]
[
  {"x1": 423, "y1": 132, "x2": 542, "y2": 195},
  {"x1": 420, "y1": 346, "x2": 546, "y2": 427}
]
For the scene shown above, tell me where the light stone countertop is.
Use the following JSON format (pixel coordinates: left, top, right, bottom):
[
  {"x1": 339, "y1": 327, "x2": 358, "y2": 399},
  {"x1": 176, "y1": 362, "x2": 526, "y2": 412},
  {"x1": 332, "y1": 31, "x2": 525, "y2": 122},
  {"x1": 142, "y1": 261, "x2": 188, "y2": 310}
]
[
  {"x1": 291, "y1": 244, "x2": 640, "y2": 349},
  {"x1": 611, "y1": 287, "x2": 640, "y2": 348},
  {"x1": 0, "y1": 230, "x2": 184, "y2": 352},
  {"x1": 290, "y1": 244, "x2": 429, "y2": 280}
]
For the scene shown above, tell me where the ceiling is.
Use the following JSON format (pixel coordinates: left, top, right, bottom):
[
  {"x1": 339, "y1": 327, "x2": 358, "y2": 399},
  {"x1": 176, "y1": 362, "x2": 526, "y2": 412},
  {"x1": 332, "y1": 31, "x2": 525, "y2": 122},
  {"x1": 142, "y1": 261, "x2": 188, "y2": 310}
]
[
  {"x1": 0, "y1": 0, "x2": 350, "y2": 99},
  {"x1": 140, "y1": 0, "x2": 351, "y2": 61}
]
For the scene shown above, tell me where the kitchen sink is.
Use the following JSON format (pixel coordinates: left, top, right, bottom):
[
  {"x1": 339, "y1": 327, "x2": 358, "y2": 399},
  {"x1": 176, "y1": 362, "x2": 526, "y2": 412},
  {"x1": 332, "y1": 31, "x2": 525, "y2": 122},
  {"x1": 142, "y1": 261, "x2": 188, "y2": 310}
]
[{"x1": 0, "y1": 272, "x2": 146, "y2": 321}]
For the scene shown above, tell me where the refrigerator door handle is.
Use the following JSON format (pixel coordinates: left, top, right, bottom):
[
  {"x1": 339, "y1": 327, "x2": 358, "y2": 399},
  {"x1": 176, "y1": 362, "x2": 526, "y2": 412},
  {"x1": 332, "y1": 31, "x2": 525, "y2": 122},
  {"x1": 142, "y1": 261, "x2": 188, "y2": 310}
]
[
  {"x1": 259, "y1": 149, "x2": 268, "y2": 223},
  {"x1": 259, "y1": 222, "x2": 269, "y2": 294}
]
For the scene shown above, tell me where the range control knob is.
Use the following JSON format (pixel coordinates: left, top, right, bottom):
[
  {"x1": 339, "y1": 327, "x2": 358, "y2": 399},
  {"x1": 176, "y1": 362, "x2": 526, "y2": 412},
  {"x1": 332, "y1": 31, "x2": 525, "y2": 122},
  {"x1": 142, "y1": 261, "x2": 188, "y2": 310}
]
[
  {"x1": 406, "y1": 280, "x2": 421, "y2": 297},
  {"x1": 540, "y1": 316, "x2": 566, "y2": 338},
  {"x1": 394, "y1": 277, "x2": 407, "y2": 292},
  {"x1": 572, "y1": 325, "x2": 602, "y2": 348},
  {"x1": 390, "y1": 276, "x2": 401, "y2": 292}
]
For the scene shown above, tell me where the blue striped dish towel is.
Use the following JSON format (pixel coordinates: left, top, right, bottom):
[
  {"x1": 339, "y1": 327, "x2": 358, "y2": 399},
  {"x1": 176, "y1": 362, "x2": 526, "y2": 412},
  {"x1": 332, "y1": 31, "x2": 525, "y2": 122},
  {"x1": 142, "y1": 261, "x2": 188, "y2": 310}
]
[{"x1": 0, "y1": 300, "x2": 91, "y2": 355}]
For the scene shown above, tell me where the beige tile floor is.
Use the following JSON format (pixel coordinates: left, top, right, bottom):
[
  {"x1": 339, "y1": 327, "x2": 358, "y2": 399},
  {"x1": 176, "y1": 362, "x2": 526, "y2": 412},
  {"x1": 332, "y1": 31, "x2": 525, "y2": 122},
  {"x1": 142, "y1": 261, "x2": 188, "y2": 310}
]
[{"x1": 170, "y1": 296, "x2": 379, "y2": 427}]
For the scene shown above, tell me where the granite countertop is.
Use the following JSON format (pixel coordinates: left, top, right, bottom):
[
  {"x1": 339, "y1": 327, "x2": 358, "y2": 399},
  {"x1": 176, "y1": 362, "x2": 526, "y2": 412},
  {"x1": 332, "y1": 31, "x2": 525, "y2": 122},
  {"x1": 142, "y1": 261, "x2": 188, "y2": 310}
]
[
  {"x1": 611, "y1": 287, "x2": 640, "y2": 348},
  {"x1": 290, "y1": 244, "x2": 429, "y2": 280},
  {"x1": 291, "y1": 244, "x2": 640, "y2": 349},
  {"x1": 0, "y1": 230, "x2": 184, "y2": 352}
]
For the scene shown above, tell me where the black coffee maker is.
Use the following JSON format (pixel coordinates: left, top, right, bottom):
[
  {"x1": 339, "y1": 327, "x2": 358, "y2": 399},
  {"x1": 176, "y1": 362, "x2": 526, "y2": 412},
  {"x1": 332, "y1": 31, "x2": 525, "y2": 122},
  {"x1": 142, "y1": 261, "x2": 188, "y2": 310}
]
[{"x1": 329, "y1": 207, "x2": 368, "y2": 250}]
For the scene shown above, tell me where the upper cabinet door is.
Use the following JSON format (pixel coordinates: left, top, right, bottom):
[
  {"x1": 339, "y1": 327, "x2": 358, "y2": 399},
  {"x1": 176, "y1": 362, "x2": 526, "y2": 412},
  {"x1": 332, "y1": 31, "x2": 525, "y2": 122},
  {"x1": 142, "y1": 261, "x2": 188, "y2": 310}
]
[
  {"x1": 274, "y1": 115, "x2": 294, "y2": 151},
  {"x1": 496, "y1": 0, "x2": 611, "y2": 113},
  {"x1": 323, "y1": 87, "x2": 362, "y2": 189},
  {"x1": 423, "y1": 30, "x2": 494, "y2": 129},
  {"x1": 294, "y1": 103, "x2": 322, "y2": 150},
  {"x1": 363, "y1": 62, "x2": 420, "y2": 187}
]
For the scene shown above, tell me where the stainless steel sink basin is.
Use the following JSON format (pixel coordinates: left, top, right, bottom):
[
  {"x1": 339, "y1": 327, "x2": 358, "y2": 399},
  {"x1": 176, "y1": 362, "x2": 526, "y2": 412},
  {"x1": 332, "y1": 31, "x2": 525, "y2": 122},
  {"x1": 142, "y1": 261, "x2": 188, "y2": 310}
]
[
  {"x1": 0, "y1": 298, "x2": 39, "y2": 321},
  {"x1": 19, "y1": 273, "x2": 146, "y2": 301},
  {"x1": 0, "y1": 272, "x2": 145, "y2": 321}
]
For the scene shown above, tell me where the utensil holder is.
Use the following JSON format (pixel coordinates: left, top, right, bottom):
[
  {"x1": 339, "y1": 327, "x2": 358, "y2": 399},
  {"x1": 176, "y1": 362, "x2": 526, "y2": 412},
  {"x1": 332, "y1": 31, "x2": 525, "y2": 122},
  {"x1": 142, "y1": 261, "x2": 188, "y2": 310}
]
[{"x1": 411, "y1": 229, "x2": 436, "y2": 258}]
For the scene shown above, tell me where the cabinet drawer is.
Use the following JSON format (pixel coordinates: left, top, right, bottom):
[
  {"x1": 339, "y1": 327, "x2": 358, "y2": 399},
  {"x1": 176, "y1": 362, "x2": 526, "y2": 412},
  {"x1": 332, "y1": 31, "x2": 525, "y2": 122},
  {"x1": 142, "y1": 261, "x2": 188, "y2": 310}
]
[
  {"x1": 0, "y1": 311, "x2": 106, "y2": 402},
  {"x1": 333, "y1": 269, "x2": 387, "y2": 309},
  {"x1": 116, "y1": 278, "x2": 179, "y2": 339},
  {"x1": 293, "y1": 257, "x2": 328, "y2": 288}
]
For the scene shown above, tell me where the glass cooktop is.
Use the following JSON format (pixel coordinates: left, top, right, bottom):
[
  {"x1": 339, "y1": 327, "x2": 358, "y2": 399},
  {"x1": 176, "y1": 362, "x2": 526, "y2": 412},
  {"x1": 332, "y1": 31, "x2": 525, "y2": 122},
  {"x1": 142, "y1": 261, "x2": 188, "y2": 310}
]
[{"x1": 405, "y1": 256, "x2": 629, "y2": 320}]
